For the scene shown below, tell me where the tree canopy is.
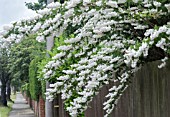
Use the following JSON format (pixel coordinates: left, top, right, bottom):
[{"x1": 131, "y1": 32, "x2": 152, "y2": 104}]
[{"x1": 25, "y1": 0, "x2": 47, "y2": 11}]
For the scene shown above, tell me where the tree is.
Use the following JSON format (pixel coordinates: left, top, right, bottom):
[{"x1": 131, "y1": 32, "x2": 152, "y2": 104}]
[
  {"x1": 8, "y1": 35, "x2": 45, "y2": 97},
  {"x1": 25, "y1": 0, "x2": 47, "y2": 11},
  {"x1": 0, "y1": 48, "x2": 10, "y2": 106},
  {"x1": 25, "y1": 0, "x2": 65, "y2": 10}
]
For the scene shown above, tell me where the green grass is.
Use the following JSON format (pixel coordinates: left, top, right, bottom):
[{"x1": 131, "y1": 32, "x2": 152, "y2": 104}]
[{"x1": 0, "y1": 94, "x2": 16, "y2": 117}]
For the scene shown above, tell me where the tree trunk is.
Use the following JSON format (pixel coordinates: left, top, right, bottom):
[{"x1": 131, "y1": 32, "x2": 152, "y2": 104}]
[
  {"x1": 13, "y1": 86, "x2": 17, "y2": 95},
  {"x1": 1, "y1": 84, "x2": 7, "y2": 106},
  {"x1": 7, "y1": 80, "x2": 11, "y2": 101}
]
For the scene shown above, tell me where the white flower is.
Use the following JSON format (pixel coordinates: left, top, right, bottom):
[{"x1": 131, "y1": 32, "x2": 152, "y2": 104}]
[
  {"x1": 103, "y1": 103, "x2": 111, "y2": 110},
  {"x1": 153, "y1": 1, "x2": 161, "y2": 7},
  {"x1": 96, "y1": 1, "x2": 102, "y2": 6},
  {"x1": 131, "y1": 60, "x2": 137, "y2": 68},
  {"x1": 64, "y1": 37, "x2": 81, "y2": 43},
  {"x1": 103, "y1": 65, "x2": 113, "y2": 72},
  {"x1": 156, "y1": 38, "x2": 166, "y2": 49},
  {"x1": 134, "y1": 25, "x2": 148, "y2": 30},
  {"x1": 106, "y1": 1, "x2": 118, "y2": 8},
  {"x1": 83, "y1": 0, "x2": 91, "y2": 6},
  {"x1": 102, "y1": 56, "x2": 112, "y2": 61},
  {"x1": 47, "y1": 2, "x2": 61, "y2": 9},
  {"x1": 76, "y1": 65, "x2": 87, "y2": 70},
  {"x1": 149, "y1": 9, "x2": 157, "y2": 14},
  {"x1": 57, "y1": 45, "x2": 72, "y2": 51},
  {"x1": 138, "y1": 42, "x2": 149, "y2": 57},
  {"x1": 158, "y1": 61, "x2": 166, "y2": 69},
  {"x1": 98, "y1": 74, "x2": 108, "y2": 81},
  {"x1": 61, "y1": 93, "x2": 67, "y2": 99},
  {"x1": 77, "y1": 76, "x2": 85, "y2": 81},
  {"x1": 52, "y1": 52, "x2": 66, "y2": 59},
  {"x1": 52, "y1": 61, "x2": 61, "y2": 68},
  {"x1": 96, "y1": 64, "x2": 107, "y2": 71},
  {"x1": 150, "y1": 31, "x2": 159, "y2": 40},
  {"x1": 144, "y1": 29, "x2": 154, "y2": 37},
  {"x1": 87, "y1": 9, "x2": 96, "y2": 16},
  {"x1": 32, "y1": 22, "x2": 41, "y2": 32},
  {"x1": 0, "y1": 30, "x2": 8, "y2": 36},
  {"x1": 44, "y1": 70, "x2": 53, "y2": 79},
  {"x1": 37, "y1": 8, "x2": 51, "y2": 15},
  {"x1": 110, "y1": 57, "x2": 121, "y2": 63},
  {"x1": 70, "y1": 109, "x2": 78, "y2": 117},
  {"x1": 162, "y1": 57, "x2": 168, "y2": 62},
  {"x1": 118, "y1": 0, "x2": 127, "y2": 4},
  {"x1": 79, "y1": 69, "x2": 90, "y2": 76},
  {"x1": 65, "y1": 0, "x2": 80, "y2": 9},
  {"x1": 93, "y1": 34, "x2": 104, "y2": 39},
  {"x1": 63, "y1": 70, "x2": 76, "y2": 75},
  {"x1": 86, "y1": 81, "x2": 99, "y2": 89},
  {"x1": 79, "y1": 58, "x2": 88, "y2": 64},
  {"x1": 63, "y1": 8, "x2": 74, "y2": 19},
  {"x1": 42, "y1": 69, "x2": 47, "y2": 73},
  {"x1": 93, "y1": 29, "x2": 102, "y2": 34},
  {"x1": 166, "y1": 29, "x2": 170, "y2": 35},
  {"x1": 144, "y1": 4, "x2": 152, "y2": 8},
  {"x1": 58, "y1": 75, "x2": 70, "y2": 80},
  {"x1": 165, "y1": 4, "x2": 170, "y2": 12},
  {"x1": 106, "y1": 12, "x2": 118, "y2": 18},
  {"x1": 87, "y1": 62, "x2": 97, "y2": 68},
  {"x1": 109, "y1": 86, "x2": 117, "y2": 91},
  {"x1": 3, "y1": 24, "x2": 13, "y2": 31},
  {"x1": 52, "y1": 14, "x2": 61, "y2": 23},
  {"x1": 132, "y1": 0, "x2": 139, "y2": 3},
  {"x1": 158, "y1": 26, "x2": 167, "y2": 33},
  {"x1": 36, "y1": 35, "x2": 45, "y2": 42},
  {"x1": 75, "y1": 52, "x2": 85, "y2": 58}
]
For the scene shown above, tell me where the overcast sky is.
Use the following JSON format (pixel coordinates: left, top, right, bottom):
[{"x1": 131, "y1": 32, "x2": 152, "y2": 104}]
[{"x1": 0, "y1": 0, "x2": 37, "y2": 29}]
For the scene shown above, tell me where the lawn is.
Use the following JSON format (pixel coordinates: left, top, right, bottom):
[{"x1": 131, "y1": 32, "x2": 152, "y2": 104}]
[{"x1": 0, "y1": 94, "x2": 16, "y2": 117}]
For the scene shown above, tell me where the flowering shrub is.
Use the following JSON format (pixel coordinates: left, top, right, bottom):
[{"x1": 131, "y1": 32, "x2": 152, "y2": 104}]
[{"x1": 0, "y1": 0, "x2": 170, "y2": 117}]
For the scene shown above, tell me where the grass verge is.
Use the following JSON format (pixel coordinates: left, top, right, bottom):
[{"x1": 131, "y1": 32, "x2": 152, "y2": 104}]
[{"x1": 0, "y1": 94, "x2": 16, "y2": 117}]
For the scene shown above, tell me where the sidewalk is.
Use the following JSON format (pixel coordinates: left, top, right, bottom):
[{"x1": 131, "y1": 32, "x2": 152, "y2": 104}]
[{"x1": 9, "y1": 92, "x2": 35, "y2": 117}]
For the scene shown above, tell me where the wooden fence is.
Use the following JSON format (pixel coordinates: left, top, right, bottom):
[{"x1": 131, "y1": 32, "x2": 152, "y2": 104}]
[{"x1": 53, "y1": 60, "x2": 170, "y2": 117}]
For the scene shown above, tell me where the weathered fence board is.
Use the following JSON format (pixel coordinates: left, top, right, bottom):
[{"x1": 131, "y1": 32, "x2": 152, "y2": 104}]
[{"x1": 55, "y1": 60, "x2": 170, "y2": 117}]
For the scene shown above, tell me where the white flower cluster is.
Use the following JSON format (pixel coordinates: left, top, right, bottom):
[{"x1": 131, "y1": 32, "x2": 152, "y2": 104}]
[
  {"x1": 47, "y1": 2, "x2": 61, "y2": 9},
  {"x1": 103, "y1": 71, "x2": 131, "y2": 117},
  {"x1": 158, "y1": 57, "x2": 168, "y2": 69},
  {"x1": 43, "y1": 1, "x2": 170, "y2": 116}
]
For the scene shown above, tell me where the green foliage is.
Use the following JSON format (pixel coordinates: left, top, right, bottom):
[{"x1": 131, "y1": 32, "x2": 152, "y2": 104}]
[
  {"x1": 8, "y1": 34, "x2": 45, "y2": 93},
  {"x1": 29, "y1": 57, "x2": 42, "y2": 100},
  {"x1": 25, "y1": 0, "x2": 47, "y2": 11},
  {"x1": 37, "y1": 56, "x2": 51, "y2": 100},
  {"x1": 21, "y1": 83, "x2": 30, "y2": 97}
]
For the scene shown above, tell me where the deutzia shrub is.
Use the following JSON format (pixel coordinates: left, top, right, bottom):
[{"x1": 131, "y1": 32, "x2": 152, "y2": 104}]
[{"x1": 0, "y1": 0, "x2": 170, "y2": 117}]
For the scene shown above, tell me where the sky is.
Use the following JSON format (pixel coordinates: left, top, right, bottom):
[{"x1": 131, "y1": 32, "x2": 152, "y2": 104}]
[{"x1": 0, "y1": 0, "x2": 37, "y2": 29}]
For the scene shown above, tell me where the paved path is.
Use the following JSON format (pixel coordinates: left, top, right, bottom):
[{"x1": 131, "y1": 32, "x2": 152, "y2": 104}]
[{"x1": 9, "y1": 92, "x2": 35, "y2": 117}]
